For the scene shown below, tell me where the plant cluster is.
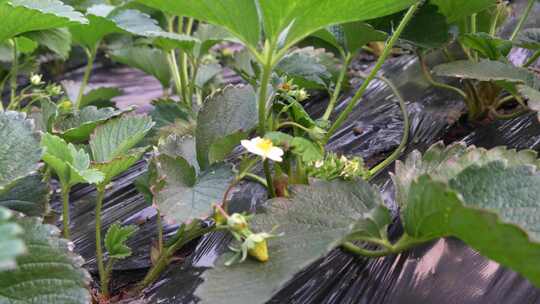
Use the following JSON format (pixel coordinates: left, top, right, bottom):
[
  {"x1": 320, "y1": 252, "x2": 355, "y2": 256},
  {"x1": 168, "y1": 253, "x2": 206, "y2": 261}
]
[{"x1": 0, "y1": 0, "x2": 539, "y2": 303}]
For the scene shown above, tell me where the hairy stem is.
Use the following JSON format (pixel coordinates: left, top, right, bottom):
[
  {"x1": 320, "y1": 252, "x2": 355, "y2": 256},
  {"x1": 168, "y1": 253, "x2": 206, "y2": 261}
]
[
  {"x1": 277, "y1": 121, "x2": 312, "y2": 133},
  {"x1": 470, "y1": 13, "x2": 478, "y2": 62},
  {"x1": 417, "y1": 51, "x2": 468, "y2": 99},
  {"x1": 9, "y1": 39, "x2": 18, "y2": 108},
  {"x1": 489, "y1": 3, "x2": 503, "y2": 36},
  {"x1": 366, "y1": 74, "x2": 410, "y2": 177},
  {"x1": 61, "y1": 186, "x2": 71, "y2": 239},
  {"x1": 244, "y1": 173, "x2": 268, "y2": 187},
  {"x1": 156, "y1": 209, "x2": 163, "y2": 254},
  {"x1": 258, "y1": 42, "x2": 274, "y2": 134},
  {"x1": 168, "y1": 50, "x2": 186, "y2": 104},
  {"x1": 182, "y1": 18, "x2": 194, "y2": 102},
  {"x1": 510, "y1": 0, "x2": 535, "y2": 41},
  {"x1": 325, "y1": 2, "x2": 423, "y2": 142},
  {"x1": 138, "y1": 222, "x2": 213, "y2": 290},
  {"x1": 263, "y1": 159, "x2": 276, "y2": 198},
  {"x1": 341, "y1": 241, "x2": 391, "y2": 257},
  {"x1": 524, "y1": 50, "x2": 540, "y2": 68},
  {"x1": 342, "y1": 233, "x2": 426, "y2": 258},
  {"x1": 95, "y1": 187, "x2": 108, "y2": 297},
  {"x1": 322, "y1": 53, "x2": 352, "y2": 121},
  {"x1": 75, "y1": 46, "x2": 98, "y2": 110},
  {"x1": 166, "y1": 16, "x2": 188, "y2": 107}
]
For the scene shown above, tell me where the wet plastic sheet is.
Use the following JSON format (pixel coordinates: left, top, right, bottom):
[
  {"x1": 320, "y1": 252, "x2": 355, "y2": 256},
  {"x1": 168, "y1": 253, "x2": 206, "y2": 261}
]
[
  {"x1": 60, "y1": 4, "x2": 540, "y2": 302},
  {"x1": 61, "y1": 51, "x2": 540, "y2": 303}
]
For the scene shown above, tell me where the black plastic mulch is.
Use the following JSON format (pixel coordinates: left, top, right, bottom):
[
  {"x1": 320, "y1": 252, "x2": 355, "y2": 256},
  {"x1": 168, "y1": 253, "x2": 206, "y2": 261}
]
[{"x1": 55, "y1": 2, "x2": 540, "y2": 302}]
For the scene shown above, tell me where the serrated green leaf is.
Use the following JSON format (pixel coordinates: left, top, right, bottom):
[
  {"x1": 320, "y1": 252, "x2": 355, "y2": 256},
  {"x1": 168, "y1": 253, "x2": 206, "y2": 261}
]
[
  {"x1": 79, "y1": 87, "x2": 122, "y2": 108},
  {"x1": 433, "y1": 60, "x2": 540, "y2": 89},
  {"x1": 265, "y1": 131, "x2": 294, "y2": 146},
  {"x1": 370, "y1": 3, "x2": 450, "y2": 49},
  {"x1": 431, "y1": 0, "x2": 495, "y2": 23},
  {"x1": 138, "y1": 0, "x2": 415, "y2": 53},
  {"x1": 196, "y1": 85, "x2": 257, "y2": 169},
  {"x1": 41, "y1": 133, "x2": 104, "y2": 187},
  {"x1": 404, "y1": 162, "x2": 540, "y2": 287},
  {"x1": 516, "y1": 28, "x2": 540, "y2": 51},
  {"x1": 0, "y1": 217, "x2": 91, "y2": 303},
  {"x1": 155, "y1": 157, "x2": 232, "y2": 224},
  {"x1": 460, "y1": 32, "x2": 512, "y2": 60},
  {"x1": 341, "y1": 22, "x2": 387, "y2": 54},
  {"x1": 137, "y1": 0, "x2": 260, "y2": 48},
  {"x1": 14, "y1": 36, "x2": 38, "y2": 54},
  {"x1": 53, "y1": 106, "x2": 126, "y2": 143},
  {"x1": 158, "y1": 134, "x2": 198, "y2": 172},
  {"x1": 193, "y1": 23, "x2": 239, "y2": 58},
  {"x1": 0, "y1": 0, "x2": 86, "y2": 42},
  {"x1": 150, "y1": 99, "x2": 191, "y2": 130},
  {"x1": 110, "y1": 45, "x2": 171, "y2": 88},
  {"x1": 146, "y1": 31, "x2": 199, "y2": 52},
  {"x1": 104, "y1": 223, "x2": 138, "y2": 259},
  {"x1": 0, "y1": 207, "x2": 25, "y2": 271},
  {"x1": 519, "y1": 85, "x2": 540, "y2": 121},
  {"x1": 0, "y1": 111, "x2": 41, "y2": 191},
  {"x1": 290, "y1": 137, "x2": 323, "y2": 163},
  {"x1": 256, "y1": 0, "x2": 416, "y2": 51},
  {"x1": 70, "y1": 4, "x2": 161, "y2": 50},
  {"x1": 196, "y1": 63, "x2": 222, "y2": 88},
  {"x1": 195, "y1": 180, "x2": 390, "y2": 304},
  {"x1": 24, "y1": 28, "x2": 72, "y2": 59},
  {"x1": 92, "y1": 147, "x2": 147, "y2": 185},
  {"x1": 276, "y1": 48, "x2": 333, "y2": 90},
  {"x1": 392, "y1": 142, "x2": 540, "y2": 206},
  {"x1": 0, "y1": 174, "x2": 49, "y2": 217},
  {"x1": 208, "y1": 131, "x2": 247, "y2": 165},
  {"x1": 90, "y1": 115, "x2": 154, "y2": 162}
]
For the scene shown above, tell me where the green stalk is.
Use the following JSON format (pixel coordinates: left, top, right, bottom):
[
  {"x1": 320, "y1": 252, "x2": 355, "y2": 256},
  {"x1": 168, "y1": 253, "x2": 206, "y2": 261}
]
[
  {"x1": 75, "y1": 46, "x2": 98, "y2": 110},
  {"x1": 325, "y1": 2, "x2": 423, "y2": 143},
  {"x1": 341, "y1": 242, "x2": 391, "y2": 257},
  {"x1": 9, "y1": 39, "x2": 18, "y2": 108},
  {"x1": 524, "y1": 50, "x2": 540, "y2": 67},
  {"x1": 257, "y1": 42, "x2": 274, "y2": 134},
  {"x1": 167, "y1": 50, "x2": 184, "y2": 101},
  {"x1": 95, "y1": 187, "x2": 108, "y2": 297},
  {"x1": 277, "y1": 121, "x2": 312, "y2": 133},
  {"x1": 263, "y1": 159, "x2": 276, "y2": 198},
  {"x1": 341, "y1": 233, "x2": 426, "y2": 258},
  {"x1": 470, "y1": 13, "x2": 478, "y2": 62},
  {"x1": 61, "y1": 186, "x2": 71, "y2": 239},
  {"x1": 510, "y1": 0, "x2": 535, "y2": 41},
  {"x1": 156, "y1": 209, "x2": 164, "y2": 254},
  {"x1": 138, "y1": 222, "x2": 213, "y2": 290},
  {"x1": 182, "y1": 18, "x2": 194, "y2": 103},
  {"x1": 417, "y1": 52, "x2": 468, "y2": 99},
  {"x1": 166, "y1": 16, "x2": 188, "y2": 106},
  {"x1": 322, "y1": 53, "x2": 352, "y2": 121},
  {"x1": 367, "y1": 74, "x2": 410, "y2": 177},
  {"x1": 178, "y1": 51, "x2": 191, "y2": 107},
  {"x1": 244, "y1": 173, "x2": 268, "y2": 187},
  {"x1": 489, "y1": 3, "x2": 503, "y2": 36}
]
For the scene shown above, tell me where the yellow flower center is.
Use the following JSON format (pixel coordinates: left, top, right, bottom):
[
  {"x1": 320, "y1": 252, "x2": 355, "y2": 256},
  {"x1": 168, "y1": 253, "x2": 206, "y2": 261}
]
[{"x1": 256, "y1": 139, "x2": 274, "y2": 153}]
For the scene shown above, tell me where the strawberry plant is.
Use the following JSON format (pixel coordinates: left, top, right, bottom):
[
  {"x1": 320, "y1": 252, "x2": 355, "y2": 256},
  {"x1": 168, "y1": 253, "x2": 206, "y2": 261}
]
[{"x1": 0, "y1": 0, "x2": 540, "y2": 302}]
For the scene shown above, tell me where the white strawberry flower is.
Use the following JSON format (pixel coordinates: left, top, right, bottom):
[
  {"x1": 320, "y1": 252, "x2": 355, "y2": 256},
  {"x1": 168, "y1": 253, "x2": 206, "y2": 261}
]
[{"x1": 241, "y1": 137, "x2": 284, "y2": 162}]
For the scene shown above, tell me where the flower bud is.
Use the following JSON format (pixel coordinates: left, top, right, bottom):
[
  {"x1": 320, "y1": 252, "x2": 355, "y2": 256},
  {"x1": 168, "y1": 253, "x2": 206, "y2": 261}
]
[
  {"x1": 227, "y1": 213, "x2": 248, "y2": 232},
  {"x1": 30, "y1": 74, "x2": 43, "y2": 86},
  {"x1": 212, "y1": 205, "x2": 227, "y2": 226},
  {"x1": 58, "y1": 100, "x2": 72, "y2": 112},
  {"x1": 246, "y1": 233, "x2": 269, "y2": 262}
]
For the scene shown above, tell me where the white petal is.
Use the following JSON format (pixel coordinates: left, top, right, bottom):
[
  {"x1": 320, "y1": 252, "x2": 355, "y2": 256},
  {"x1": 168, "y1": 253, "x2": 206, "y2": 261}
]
[
  {"x1": 267, "y1": 147, "x2": 284, "y2": 162},
  {"x1": 241, "y1": 138, "x2": 265, "y2": 157}
]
